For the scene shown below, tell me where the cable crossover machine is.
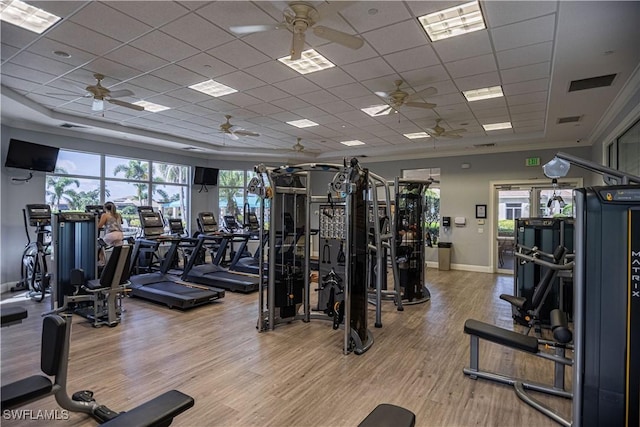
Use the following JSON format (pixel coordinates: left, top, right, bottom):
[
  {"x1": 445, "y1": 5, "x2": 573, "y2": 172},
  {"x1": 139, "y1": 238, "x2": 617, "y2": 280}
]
[{"x1": 248, "y1": 158, "x2": 402, "y2": 355}]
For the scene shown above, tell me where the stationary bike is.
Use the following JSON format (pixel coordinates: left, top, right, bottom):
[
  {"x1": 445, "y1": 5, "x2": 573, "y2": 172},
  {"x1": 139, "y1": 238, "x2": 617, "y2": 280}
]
[{"x1": 13, "y1": 204, "x2": 52, "y2": 302}]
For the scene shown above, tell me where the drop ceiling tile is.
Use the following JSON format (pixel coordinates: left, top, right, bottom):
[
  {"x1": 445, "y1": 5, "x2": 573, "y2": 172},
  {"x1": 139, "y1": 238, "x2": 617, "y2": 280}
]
[
  {"x1": 472, "y1": 106, "x2": 510, "y2": 119},
  {"x1": 104, "y1": 45, "x2": 169, "y2": 73},
  {"x1": 85, "y1": 60, "x2": 143, "y2": 82},
  {"x1": 339, "y1": 1, "x2": 413, "y2": 33},
  {"x1": 215, "y1": 70, "x2": 266, "y2": 91},
  {"x1": 273, "y1": 77, "x2": 321, "y2": 96},
  {"x1": 383, "y1": 45, "x2": 440, "y2": 73},
  {"x1": 326, "y1": 83, "x2": 371, "y2": 100},
  {"x1": 1, "y1": 22, "x2": 41, "y2": 49},
  {"x1": 1, "y1": 75, "x2": 41, "y2": 93},
  {"x1": 445, "y1": 54, "x2": 497, "y2": 79},
  {"x1": 130, "y1": 30, "x2": 200, "y2": 63},
  {"x1": 511, "y1": 110, "x2": 545, "y2": 122},
  {"x1": 45, "y1": 21, "x2": 122, "y2": 56},
  {"x1": 342, "y1": 57, "x2": 396, "y2": 82},
  {"x1": 10, "y1": 52, "x2": 76, "y2": 77},
  {"x1": 491, "y1": 15, "x2": 556, "y2": 52},
  {"x1": 453, "y1": 71, "x2": 501, "y2": 91},
  {"x1": 497, "y1": 42, "x2": 553, "y2": 69},
  {"x1": 510, "y1": 102, "x2": 546, "y2": 114},
  {"x1": 245, "y1": 85, "x2": 289, "y2": 102},
  {"x1": 271, "y1": 97, "x2": 312, "y2": 110},
  {"x1": 432, "y1": 30, "x2": 493, "y2": 63},
  {"x1": 196, "y1": 1, "x2": 278, "y2": 30},
  {"x1": 177, "y1": 53, "x2": 236, "y2": 79},
  {"x1": 1, "y1": 63, "x2": 57, "y2": 84},
  {"x1": 127, "y1": 74, "x2": 182, "y2": 94},
  {"x1": 346, "y1": 94, "x2": 385, "y2": 109},
  {"x1": 160, "y1": 13, "x2": 234, "y2": 51},
  {"x1": 296, "y1": 90, "x2": 341, "y2": 106},
  {"x1": 69, "y1": 2, "x2": 152, "y2": 42},
  {"x1": 244, "y1": 102, "x2": 285, "y2": 116},
  {"x1": 242, "y1": 30, "x2": 294, "y2": 60},
  {"x1": 1, "y1": 43, "x2": 20, "y2": 61},
  {"x1": 484, "y1": 1, "x2": 557, "y2": 27},
  {"x1": 222, "y1": 92, "x2": 263, "y2": 108},
  {"x1": 503, "y1": 78, "x2": 549, "y2": 96},
  {"x1": 164, "y1": 87, "x2": 211, "y2": 103},
  {"x1": 304, "y1": 68, "x2": 356, "y2": 89},
  {"x1": 316, "y1": 41, "x2": 378, "y2": 66},
  {"x1": 362, "y1": 19, "x2": 428, "y2": 55},
  {"x1": 296, "y1": 105, "x2": 331, "y2": 119},
  {"x1": 512, "y1": 119, "x2": 545, "y2": 129},
  {"x1": 501, "y1": 62, "x2": 550, "y2": 85},
  {"x1": 468, "y1": 97, "x2": 507, "y2": 111},
  {"x1": 26, "y1": 38, "x2": 96, "y2": 67},
  {"x1": 108, "y1": 1, "x2": 190, "y2": 27},
  {"x1": 244, "y1": 61, "x2": 300, "y2": 84},
  {"x1": 433, "y1": 99, "x2": 471, "y2": 113},
  {"x1": 318, "y1": 100, "x2": 355, "y2": 114},
  {"x1": 513, "y1": 124, "x2": 545, "y2": 133},
  {"x1": 507, "y1": 91, "x2": 548, "y2": 106}
]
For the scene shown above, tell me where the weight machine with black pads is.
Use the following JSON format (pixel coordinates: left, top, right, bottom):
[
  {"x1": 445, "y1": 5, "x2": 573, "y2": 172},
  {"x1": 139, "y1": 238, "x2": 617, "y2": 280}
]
[{"x1": 250, "y1": 158, "x2": 398, "y2": 354}]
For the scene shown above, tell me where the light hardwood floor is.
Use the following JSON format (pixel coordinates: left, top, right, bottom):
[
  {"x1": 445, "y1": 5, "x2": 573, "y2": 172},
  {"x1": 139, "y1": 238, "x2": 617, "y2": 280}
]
[{"x1": 1, "y1": 269, "x2": 571, "y2": 426}]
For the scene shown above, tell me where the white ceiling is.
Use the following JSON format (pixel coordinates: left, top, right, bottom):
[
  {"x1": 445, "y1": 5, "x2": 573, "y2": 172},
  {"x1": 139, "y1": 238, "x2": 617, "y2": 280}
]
[{"x1": 1, "y1": 1, "x2": 639, "y2": 162}]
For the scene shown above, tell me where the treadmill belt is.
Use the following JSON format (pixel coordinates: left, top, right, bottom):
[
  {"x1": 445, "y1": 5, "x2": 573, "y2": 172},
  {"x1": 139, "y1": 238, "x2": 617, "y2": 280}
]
[{"x1": 129, "y1": 279, "x2": 224, "y2": 309}]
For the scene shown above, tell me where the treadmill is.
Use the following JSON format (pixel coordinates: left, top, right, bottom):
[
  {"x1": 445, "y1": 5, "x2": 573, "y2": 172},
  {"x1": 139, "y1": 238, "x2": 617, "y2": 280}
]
[
  {"x1": 128, "y1": 211, "x2": 224, "y2": 309},
  {"x1": 181, "y1": 233, "x2": 261, "y2": 293}
]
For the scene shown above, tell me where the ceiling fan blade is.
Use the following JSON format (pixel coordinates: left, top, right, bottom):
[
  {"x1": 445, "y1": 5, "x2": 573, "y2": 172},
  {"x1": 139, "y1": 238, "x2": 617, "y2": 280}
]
[
  {"x1": 406, "y1": 86, "x2": 437, "y2": 101},
  {"x1": 227, "y1": 131, "x2": 240, "y2": 141},
  {"x1": 313, "y1": 26, "x2": 363, "y2": 50},
  {"x1": 440, "y1": 133, "x2": 462, "y2": 139},
  {"x1": 290, "y1": 31, "x2": 305, "y2": 60},
  {"x1": 374, "y1": 91, "x2": 390, "y2": 98},
  {"x1": 448, "y1": 128, "x2": 467, "y2": 134},
  {"x1": 405, "y1": 101, "x2": 437, "y2": 109},
  {"x1": 108, "y1": 98, "x2": 144, "y2": 111},
  {"x1": 374, "y1": 105, "x2": 393, "y2": 115},
  {"x1": 234, "y1": 130, "x2": 260, "y2": 137},
  {"x1": 107, "y1": 89, "x2": 134, "y2": 98},
  {"x1": 229, "y1": 23, "x2": 285, "y2": 35},
  {"x1": 92, "y1": 99, "x2": 104, "y2": 111}
]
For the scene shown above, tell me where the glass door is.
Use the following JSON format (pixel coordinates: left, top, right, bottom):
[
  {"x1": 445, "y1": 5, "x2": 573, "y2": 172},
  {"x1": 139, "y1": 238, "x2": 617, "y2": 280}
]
[{"x1": 496, "y1": 187, "x2": 530, "y2": 273}]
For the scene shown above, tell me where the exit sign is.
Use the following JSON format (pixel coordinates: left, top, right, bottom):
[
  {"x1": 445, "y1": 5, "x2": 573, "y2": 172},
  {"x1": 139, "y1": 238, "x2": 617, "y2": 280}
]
[{"x1": 526, "y1": 157, "x2": 541, "y2": 167}]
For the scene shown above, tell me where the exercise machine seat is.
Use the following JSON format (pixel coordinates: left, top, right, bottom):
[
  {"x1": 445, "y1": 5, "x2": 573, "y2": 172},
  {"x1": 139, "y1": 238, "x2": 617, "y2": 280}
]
[
  {"x1": 1, "y1": 306, "x2": 28, "y2": 326},
  {"x1": 463, "y1": 319, "x2": 539, "y2": 354},
  {"x1": 499, "y1": 294, "x2": 526, "y2": 309},
  {"x1": 99, "y1": 390, "x2": 194, "y2": 427},
  {"x1": 358, "y1": 404, "x2": 416, "y2": 427},
  {"x1": 1, "y1": 315, "x2": 66, "y2": 410}
]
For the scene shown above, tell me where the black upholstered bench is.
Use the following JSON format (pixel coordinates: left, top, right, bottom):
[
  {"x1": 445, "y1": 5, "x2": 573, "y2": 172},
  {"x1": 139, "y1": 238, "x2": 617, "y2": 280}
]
[
  {"x1": 358, "y1": 404, "x2": 416, "y2": 427},
  {"x1": 100, "y1": 390, "x2": 194, "y2": 427},
  {"x1": 1, "y1": 315, "x2": 66, "y2": 410},
  {"x1": 463, "y1": 319, "x2": 539, "y2": 353},
  {"x1": 1, "y1": 306, "x2": 28, "y2": 327}
]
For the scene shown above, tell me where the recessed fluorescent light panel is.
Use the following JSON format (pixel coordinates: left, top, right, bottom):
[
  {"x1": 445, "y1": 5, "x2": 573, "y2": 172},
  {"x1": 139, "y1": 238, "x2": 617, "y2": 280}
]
[
  {"x1": 483, "y1": 122, "x2": 512, "y2": 131},
  {"x1": 403, "y1": 132, "x2": 431, "y2": 139},
  {"x1": 418, "y1": 1, "x2": 486, "y2": 42},
  {"x1": 286, "y1": 119, "x2": 319, "y2": 128},
  {"x1": 278, "y1": 49, "x2": 335, "y2": 75},
  {"x1": 340, "y1": 140, "x2": 365, "y2": 146},
  {"x1": 133, "y1": 101, "x2": 170, "y2": 112},
  {"x1": 0, "y1": 0, "x2": 61, "y2": 34},
  {"x1": 189, "y1": 79, "x2": 237, "y2": 97},
  {"x1": 361, "y1": 106, "x2": 392, "y2": 117},
  {"x1": 463, "y1": 86, "x2": 504, "y2": 102}
]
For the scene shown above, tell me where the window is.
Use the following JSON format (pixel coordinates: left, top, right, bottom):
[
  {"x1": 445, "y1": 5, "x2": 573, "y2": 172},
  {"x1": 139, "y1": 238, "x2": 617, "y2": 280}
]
[
  {"x1": 218, "y1": 169, "x2": 257, "y2": 226},
  {"x1": 607, "y1": 118, "x2": 639, "y2": 176},
  {"x1": 505, "y1": 203, "x2": 522, "y2": 220},
  {"x1": 45, "y1": 149, "x2": 190, "y2": 233}
]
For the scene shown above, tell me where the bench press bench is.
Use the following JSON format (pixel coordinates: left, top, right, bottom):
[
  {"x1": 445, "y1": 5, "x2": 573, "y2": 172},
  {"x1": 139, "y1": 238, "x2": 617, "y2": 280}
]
[
  {"x1": 1, "y1": 305, "x2": 28, "y2": 327},
  {"x1": 1, "y1": 314, "x2": 194, "y2": 426},
  {"x1": 462, "y1": 310, "x2": 573, "y2": 426}
]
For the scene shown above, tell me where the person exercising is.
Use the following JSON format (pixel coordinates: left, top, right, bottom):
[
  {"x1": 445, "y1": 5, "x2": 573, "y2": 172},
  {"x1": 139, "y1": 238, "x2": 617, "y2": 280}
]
[{"x1": 98, "y1": 202, "x2": 124, "y2": 265}]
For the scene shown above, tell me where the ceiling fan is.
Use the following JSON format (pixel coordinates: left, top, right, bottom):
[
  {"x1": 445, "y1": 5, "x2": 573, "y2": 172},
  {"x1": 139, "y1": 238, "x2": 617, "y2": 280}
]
[
  {"x1": 229, "y1": 1, "x2": 364, "y2": 60},
  {"x1": 219, "y1": 115, "x2": 260, "y2": 140},
  {"x1": 374, "y1": 80, "x2": 437, "y2": 115},
  {"x1": 49, "y1": 74, "x2": 144, "y2": 112},
  {"x1": 426, "y1": 118, "x2": 467, "y2": 139}
]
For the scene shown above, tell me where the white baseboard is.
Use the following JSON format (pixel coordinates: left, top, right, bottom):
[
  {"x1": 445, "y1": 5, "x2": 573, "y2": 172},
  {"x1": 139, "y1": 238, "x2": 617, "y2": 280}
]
[{"x1": 426, "y1": 262, "x2": 493, "y2": 273}]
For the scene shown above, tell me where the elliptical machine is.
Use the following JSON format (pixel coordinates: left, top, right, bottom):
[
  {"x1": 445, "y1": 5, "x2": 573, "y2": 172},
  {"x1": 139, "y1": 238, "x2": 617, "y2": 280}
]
[{"x1": 13, "y1": 204, "x2": 52, "y2": 302}]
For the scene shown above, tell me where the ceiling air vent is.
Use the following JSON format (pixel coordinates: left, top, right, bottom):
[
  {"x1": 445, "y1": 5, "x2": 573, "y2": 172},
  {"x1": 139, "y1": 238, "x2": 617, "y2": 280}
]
[
  {"x1": 568, "y1": 74, "x2": 616, "y2": 92},
  {"x1": 557, "y1": 116, "x2": 582, "y2": 124},
  {"x1": 473, "y1": 143, "x2": 495, "y2": 148}
]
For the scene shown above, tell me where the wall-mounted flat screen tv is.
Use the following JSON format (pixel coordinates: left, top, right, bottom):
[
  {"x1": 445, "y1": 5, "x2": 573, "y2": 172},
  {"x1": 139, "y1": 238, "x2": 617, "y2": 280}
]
[
  {"x1": 193, "y1": 166, "x2": 219, "y2": 186},
  {"x1": 5, "y1": 139, "x2": 59, "y2": 173}
]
